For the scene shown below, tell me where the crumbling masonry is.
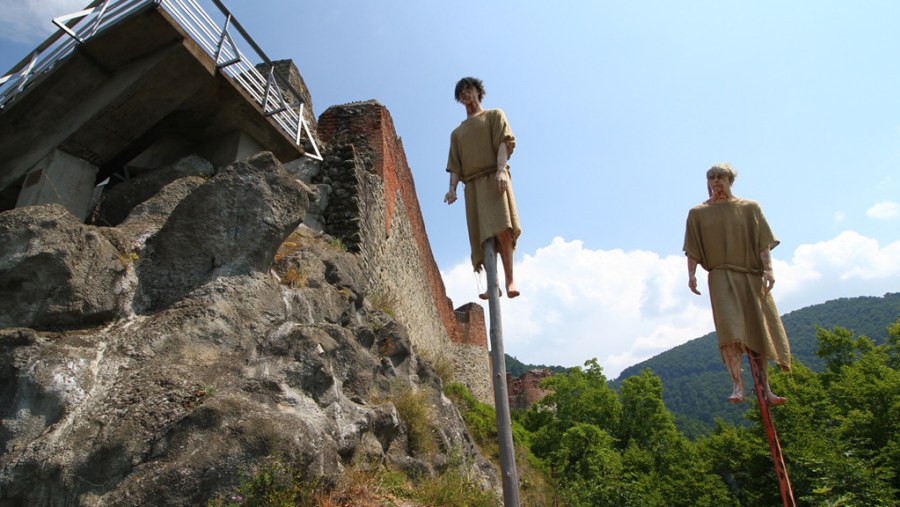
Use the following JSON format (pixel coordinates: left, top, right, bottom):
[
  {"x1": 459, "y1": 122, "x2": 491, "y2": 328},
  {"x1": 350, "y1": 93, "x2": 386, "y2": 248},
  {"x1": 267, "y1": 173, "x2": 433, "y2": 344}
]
[{"x1": 313, "y1": 100, "x2": 493, "y2": 403}]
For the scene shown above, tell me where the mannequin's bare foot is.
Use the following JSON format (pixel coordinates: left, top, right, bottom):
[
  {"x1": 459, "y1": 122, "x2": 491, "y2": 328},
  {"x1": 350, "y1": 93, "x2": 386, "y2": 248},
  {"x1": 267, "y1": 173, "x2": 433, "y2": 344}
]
[
  {"x1": 507, "y1": 283, "x2": 520, "y2": 299},
  {"x1": 766, "y1": 393, "x2": 787, "y2": 406},
  {"x1": 727, "y1": 385, "x2": 744, "y2": 403},
  {"x1": 727, "y1": 393, "x2": 745, "y2": 404},
  {"x1": 479, "y1": 288, "x2": 502, "y2": 300}
]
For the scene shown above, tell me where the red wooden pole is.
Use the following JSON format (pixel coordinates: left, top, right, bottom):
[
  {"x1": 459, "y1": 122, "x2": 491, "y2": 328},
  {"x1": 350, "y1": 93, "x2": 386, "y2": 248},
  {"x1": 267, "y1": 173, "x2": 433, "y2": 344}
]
[{"x1": 747, "y1": 349, "x2": 796, "y2": 507}]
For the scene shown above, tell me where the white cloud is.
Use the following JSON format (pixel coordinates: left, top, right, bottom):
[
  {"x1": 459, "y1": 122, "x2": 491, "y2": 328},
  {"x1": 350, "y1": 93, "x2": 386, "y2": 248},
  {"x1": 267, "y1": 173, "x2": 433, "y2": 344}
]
[
  {"x1": 443, "y1": 237, "x2": 715, "y2": 379},
  {"x1": 833, "y1": 210, "x2": 846, "y2": 222},
  {"x1": 441, "y1": 232, "x2": 900, "y2": 379},
  {"x1": 867, "y1": 201, "x2": 900, "y2": 220},
  {"x1": 0, "y1": 0, "x2": 86, "y2": 44},
  {"x1": 790, "y1": 231, "x2": 900, "y2": 280}
]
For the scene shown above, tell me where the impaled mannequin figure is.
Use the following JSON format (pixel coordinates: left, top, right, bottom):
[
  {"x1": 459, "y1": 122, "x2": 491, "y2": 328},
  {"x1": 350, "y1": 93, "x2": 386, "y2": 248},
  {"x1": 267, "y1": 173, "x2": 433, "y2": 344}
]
[
  {"x1": 444, "y1": 77, "x2": 522, "y2": 299},
  {"x1": 683, "y1": 164, "x2": 791, "y2": 405}
]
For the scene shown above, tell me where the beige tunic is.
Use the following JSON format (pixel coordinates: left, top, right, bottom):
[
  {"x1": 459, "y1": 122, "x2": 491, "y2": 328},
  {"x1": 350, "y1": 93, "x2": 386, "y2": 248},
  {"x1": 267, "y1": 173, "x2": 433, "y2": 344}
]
[
  {"x1": 447, "y1": 109, "x2": 521, "y2": 271},
  {"x1": 683, "y1": 198, "x2": 791, "y2": 371}
]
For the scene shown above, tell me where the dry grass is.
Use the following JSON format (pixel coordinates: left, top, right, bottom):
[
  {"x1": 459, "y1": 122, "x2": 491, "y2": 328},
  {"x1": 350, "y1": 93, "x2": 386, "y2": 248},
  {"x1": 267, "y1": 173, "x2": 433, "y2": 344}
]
[
  {"x1": 391, "y1": 382, "x2": 437, "y2": 455},
  {"x1": 369, "y1": 288, "x2": 398, "y2": 317},
  {"x1": 281, "y1": 266, "x2": 308, "y2": 288},
  {"x1": 208, "y1": 457, "x2": 498, "y2": 506},
  {"x1": 273, "y1": 229, "x2": 315, "y2": 288},
  {"x1": 274, "y1": 230, "x2": 313, "y2": 263},
  {"x1": 422, "y1": 350, "x2": 456, "y2": 383}
]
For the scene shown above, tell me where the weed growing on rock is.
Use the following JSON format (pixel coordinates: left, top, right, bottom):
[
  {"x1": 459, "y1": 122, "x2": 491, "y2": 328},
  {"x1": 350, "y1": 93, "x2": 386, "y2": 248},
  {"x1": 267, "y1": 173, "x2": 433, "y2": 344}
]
[
  {"x1": 445, "y1": 382, "x2": 497, "y2": 450},
  {"x1": 445, "y1": 382, "x2": 559, "y2": 506},
  {"x1": 193, "y1": 384, "x2": 215, "y2": 397},
  {"x1": 273, "y1": 230, "x2": 313, "y2": 263},
  {"x1": 413, "y1": 465, "x2": 498, "y2": 507},
  {"x1": 369, "y1": 288, "x2": 398, "y2": 318},
  {"x1": 391, "y1": 381, "x2": 437, "y2": 455},
  {"x1": 378, "y1": 334, "x2": 401, "y2": 358},
  {"x1": 118, "y1": 251, "x2": 140, "y2": 266},
  {"x1": 209, "y1": 458, "x2": 499, "y2": 506},
  {"x1": 422, "y1": 350, "x2": 456, "y2": 383},
  {"x1": 206, "y1": 455, "x2": 321, "y2": 507},
  {"x1": 327, "y1": 237, "x2": 347, "y2": 252}
]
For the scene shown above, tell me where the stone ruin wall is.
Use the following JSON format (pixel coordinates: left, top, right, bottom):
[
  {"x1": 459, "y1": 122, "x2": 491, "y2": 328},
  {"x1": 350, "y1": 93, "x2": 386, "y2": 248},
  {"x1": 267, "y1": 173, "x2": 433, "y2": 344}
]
[
  {"x1": 315, "y1": 101, "x2": 492, "y2": 404},
  {"x1": 451, "y1": 303, "x2": 491, "y2": 403},
  {"x1": 507, "y1": 369, "x2": 554, "y2": 410}
]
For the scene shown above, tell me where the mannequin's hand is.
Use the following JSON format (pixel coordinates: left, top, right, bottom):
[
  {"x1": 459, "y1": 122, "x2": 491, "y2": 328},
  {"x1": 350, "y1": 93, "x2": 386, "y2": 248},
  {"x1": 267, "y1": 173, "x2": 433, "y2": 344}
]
[
  {"x1": 495, "y1": 169, "x2": 509, "y2": 194},
  {"x1": 763, "y1": 270, "x2": 775, "y2": 294},
  {"x1": 689, "y1": 275, "x2": 701, "y2": 295}
]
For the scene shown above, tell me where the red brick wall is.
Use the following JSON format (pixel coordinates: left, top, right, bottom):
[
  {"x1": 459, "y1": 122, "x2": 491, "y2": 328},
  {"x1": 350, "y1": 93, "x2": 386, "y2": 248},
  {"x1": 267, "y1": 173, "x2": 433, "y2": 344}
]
[
  {"x1": 507, "y1": 369, "x2": 553, "y2": 410},
  {"x1": 453, "y1": 303, "x2": 487, "y2": 348},
  {"x1": 318, "y1": 101, "x2": 480, "y2": 349}
]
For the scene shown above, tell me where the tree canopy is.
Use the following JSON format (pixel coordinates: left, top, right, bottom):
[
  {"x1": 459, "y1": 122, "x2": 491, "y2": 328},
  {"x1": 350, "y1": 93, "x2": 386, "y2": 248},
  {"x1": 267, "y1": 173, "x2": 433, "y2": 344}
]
[{"x1": 513, "y1": 308, "x2": 900, "y2": 505}]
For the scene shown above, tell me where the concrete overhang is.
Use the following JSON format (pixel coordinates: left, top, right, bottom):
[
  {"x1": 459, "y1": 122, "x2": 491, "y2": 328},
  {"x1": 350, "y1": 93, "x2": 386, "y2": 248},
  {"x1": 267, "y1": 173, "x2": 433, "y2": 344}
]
[{"x1": 0, "y1": 4, "x2": 304, "y2": 199}]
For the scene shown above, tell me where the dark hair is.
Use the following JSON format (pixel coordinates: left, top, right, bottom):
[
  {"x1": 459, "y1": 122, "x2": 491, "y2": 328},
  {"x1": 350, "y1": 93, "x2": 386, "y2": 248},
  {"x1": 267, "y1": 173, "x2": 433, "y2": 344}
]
[{"x1": 454, "y1": 77, "x2": 485, "y2": 102}]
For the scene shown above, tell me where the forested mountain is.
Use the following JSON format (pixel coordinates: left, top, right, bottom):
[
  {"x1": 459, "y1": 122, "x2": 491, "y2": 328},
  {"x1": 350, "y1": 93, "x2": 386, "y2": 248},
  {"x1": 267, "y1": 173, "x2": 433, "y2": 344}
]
[{"x1": 613, "y1": 292, "x2": 900, "y2": 435}]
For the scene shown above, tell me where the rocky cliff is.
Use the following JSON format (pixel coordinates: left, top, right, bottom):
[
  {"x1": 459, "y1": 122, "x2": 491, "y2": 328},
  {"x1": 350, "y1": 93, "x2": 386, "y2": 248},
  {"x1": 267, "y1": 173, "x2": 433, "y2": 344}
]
[{"x1": 0, "y1": 152, "x2": 497, "y2": 505}]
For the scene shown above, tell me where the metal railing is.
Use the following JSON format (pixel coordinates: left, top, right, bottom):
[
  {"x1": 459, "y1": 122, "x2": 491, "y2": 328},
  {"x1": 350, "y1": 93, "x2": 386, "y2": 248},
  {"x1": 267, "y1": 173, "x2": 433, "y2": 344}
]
[{"x1": 0, "y1": 0, "x2": 321, "y2": 160}]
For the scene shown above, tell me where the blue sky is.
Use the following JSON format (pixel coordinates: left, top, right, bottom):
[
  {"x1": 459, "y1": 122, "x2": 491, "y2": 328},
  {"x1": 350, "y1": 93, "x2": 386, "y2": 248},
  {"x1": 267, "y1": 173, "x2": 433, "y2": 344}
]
[{"x1": 2, "y1": 1, "x2": 899, "y2": 378}]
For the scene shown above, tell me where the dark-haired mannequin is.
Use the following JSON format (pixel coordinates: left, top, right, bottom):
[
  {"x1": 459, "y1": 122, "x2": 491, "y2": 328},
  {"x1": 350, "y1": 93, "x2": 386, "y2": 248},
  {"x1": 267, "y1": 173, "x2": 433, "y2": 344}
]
[{"x1": 445, "y1": 78, "x2": 521, "y2": 299}]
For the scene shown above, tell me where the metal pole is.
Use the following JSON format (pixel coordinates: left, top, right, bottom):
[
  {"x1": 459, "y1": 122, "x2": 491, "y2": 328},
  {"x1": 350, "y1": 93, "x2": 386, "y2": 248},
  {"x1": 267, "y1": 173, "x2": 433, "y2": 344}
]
[
  {"x1": 747, "y1": 349, "x2": 796, "y2": 507},
  {"x1": 483, "y1": 239, "x2": 520, "y2": 506}
]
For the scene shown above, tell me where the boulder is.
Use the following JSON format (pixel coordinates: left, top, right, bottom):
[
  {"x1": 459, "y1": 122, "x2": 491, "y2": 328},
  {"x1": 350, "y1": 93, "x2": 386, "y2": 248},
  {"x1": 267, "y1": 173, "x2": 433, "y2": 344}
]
[
  {"x1": 0, "y1": 204, "x2": 124, "y2": 329},
  {"x1": 116, "y1": 175, "x2": 206, "y2": 242},
  {"x1": 91, "y1": 154, "x2": 214, "y2": 227},
  {"x1": 136, "y1": 152, "x2": 309, "y2": 310}
]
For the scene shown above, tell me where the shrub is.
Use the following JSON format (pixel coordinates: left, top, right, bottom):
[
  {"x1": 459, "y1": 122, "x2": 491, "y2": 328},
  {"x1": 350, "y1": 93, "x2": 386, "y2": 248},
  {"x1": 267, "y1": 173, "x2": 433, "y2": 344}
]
[{"x1": 206, "y1": 456, "x2": 320, "y2": 507}]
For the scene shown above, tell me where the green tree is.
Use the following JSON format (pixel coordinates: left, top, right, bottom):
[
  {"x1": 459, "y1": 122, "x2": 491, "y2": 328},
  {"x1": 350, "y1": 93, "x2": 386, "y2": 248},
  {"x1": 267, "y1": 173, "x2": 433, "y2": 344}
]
[
  {"x1": 525, "y1": 359, "x2": 621, "y2": 463},
  {"x1": 617, "y1": 370, "x2": 731, "y2": 506},
  {"x1": 617, "y1": 369, "x2": 677, "y2": 447},
  {"x1": 516, "y1": 310, "x2": 900, "y2": 506},
  {"x1": 696, "y1": 420, "x2": 775, "y2": 506},
  {"x1": 763, "y1": 320, "x2": 900, "y2": 505}
]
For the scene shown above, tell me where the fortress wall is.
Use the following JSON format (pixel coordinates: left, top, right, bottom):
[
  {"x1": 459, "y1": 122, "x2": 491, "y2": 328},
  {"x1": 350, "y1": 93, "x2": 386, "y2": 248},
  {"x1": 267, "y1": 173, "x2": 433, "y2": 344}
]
[{"x1": 317, "y1": 101, "x2": 491, "y2": 402}]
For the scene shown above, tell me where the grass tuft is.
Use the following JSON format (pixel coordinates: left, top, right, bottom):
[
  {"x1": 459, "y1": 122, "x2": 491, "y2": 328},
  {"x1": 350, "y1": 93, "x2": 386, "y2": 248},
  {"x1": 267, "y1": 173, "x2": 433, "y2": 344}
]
[
  {"x1": 280, "y1": 266, "x2": 308, "y2": 289},
  {"x1": 327, "y1": 237, "x2": 347, "y2": 252},
  {"x1": 369, "y1": 288, "x2": 398, "y2": 317},
  {"x1": 391, "y1": 382, "x2": 437, "y2": 455},
  {"x1": 422, "y1": 350, "x2": 456, "y2": 383}
]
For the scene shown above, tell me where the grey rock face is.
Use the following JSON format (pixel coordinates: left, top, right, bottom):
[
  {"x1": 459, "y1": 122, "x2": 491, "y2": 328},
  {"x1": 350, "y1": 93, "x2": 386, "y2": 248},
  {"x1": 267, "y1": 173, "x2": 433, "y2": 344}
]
[
  {"x1": 284, "y1": 156, "x2": 330, "y2": 232},
  {"x1": 0, "y1": 204, "x2": 125, "y2": 329},
  {"x1": 0, "y1": 151, "x2": 497, "y2": 505},
  {"x1": 137, "y1": 152, "x2": 309, "y2": 310},
  {"x1": 116, "y1": 175, "x2": 206, "y2": 241},
  {"x1": 0, "y1": 256, "x2": 494, "y2": 506}
]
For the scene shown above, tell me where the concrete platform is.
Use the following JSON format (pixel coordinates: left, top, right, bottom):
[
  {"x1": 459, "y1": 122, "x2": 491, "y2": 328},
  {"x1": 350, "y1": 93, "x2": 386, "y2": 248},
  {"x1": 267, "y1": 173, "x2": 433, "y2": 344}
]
[{"x1": 0, "y1": 4, "x2": 305, "y2": 213}]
